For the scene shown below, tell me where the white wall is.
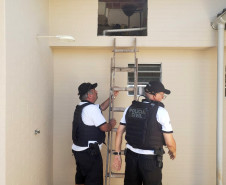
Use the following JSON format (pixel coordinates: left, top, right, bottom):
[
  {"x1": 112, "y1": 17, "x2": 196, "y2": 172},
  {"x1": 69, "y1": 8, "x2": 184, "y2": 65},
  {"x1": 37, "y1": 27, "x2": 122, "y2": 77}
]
[
  {"x1": 225, "y1": 49, "x2": 226, "y2": 185},
  {"x1": 4, "y1": 0, "x2": 53, "y2": 184},
  {"x1": 53, "y1": 47, "x2": 226, "y2": 185},
  {"x1": 53, "y1": 48, "x2": 113, "y2": 185},
  {"x1": 49, "y1": 0, "x2": 226, "y2": 47},
  {"x1": 0, "y1": 0, "x2": 6, "y2": 184}
]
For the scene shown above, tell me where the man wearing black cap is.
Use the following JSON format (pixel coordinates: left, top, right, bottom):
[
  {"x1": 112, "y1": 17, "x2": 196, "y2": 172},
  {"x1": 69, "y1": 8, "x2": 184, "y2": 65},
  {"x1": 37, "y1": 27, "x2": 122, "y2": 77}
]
[
  {"x1": 113, "y1": 81, "x2": 176, "y2": 185},
  {"x1": 72, "y1": 82, "x2": 118, "y2": 185}
]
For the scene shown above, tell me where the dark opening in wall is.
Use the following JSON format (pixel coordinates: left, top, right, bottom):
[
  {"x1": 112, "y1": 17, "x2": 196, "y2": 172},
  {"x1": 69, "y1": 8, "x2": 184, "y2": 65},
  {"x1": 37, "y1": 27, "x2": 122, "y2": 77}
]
[
  {"x1": 128, "y1": 64, "x2": 162, "y2": 96},
  {"x1": 98, "y1": 0, "x2": 148, "y2": 36}
]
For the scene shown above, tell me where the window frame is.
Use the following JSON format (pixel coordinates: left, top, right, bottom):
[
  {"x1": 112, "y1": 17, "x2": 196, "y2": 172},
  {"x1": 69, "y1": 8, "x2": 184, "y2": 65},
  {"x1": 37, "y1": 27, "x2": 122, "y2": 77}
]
[{"x1": 127, "y1": 63, "x2": 162, "y2": 96}]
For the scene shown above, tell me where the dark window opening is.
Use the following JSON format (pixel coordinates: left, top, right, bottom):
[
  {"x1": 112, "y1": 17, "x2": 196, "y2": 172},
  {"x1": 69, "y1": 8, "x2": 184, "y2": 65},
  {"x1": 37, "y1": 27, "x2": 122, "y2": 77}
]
[{"x1": 98, "y1": 0, "x2": 148, "y2": 36}]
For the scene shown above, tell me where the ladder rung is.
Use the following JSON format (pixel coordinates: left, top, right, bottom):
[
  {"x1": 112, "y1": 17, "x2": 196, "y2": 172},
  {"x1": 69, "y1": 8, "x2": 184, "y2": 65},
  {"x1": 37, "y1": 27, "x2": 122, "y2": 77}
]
[
  {"x1": 113, "y1": 67, "x2": 135, "y2": 72},
  {"x1": 112, "y1": 128, "x2": 117, "y2": 132},
  {"x1": 113, "y1": 49, "x2": 138, "y2": 53},
  {"x1": 110, "y1": 172, "x2": 125, "y2": 178},
  {"x1": 112, "y1": 87, "x2": 134, "y2": 91},
  {"x1": 111, "y1": 107, "x2": 126, "y2": 112}
]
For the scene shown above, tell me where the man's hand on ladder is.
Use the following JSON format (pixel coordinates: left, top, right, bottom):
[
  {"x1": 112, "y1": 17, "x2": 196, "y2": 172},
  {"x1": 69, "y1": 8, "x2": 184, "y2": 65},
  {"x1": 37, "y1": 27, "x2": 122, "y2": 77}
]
[
  {"x1": 111, "y1": 87, "x2": 119, "y2": 100},
  {"x1": 113, "y1": 90, "x2": 119, "y2": 98},
  {"x1": 112, "y1": 155, "x2": 122, "y2": 171},
  {"x1": 109, "y1": 119, "x2": 116, "y2": 129}
]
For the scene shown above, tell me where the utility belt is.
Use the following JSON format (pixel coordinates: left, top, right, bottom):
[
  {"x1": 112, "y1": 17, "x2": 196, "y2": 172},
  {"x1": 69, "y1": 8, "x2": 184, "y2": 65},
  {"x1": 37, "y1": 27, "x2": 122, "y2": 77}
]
[
  {"x1": 72, "y1": 142, "x2": 101, "y2": 157},
  {"x1": 125, "y1": 148, "x2": 165, "y2": 168},
  {"x1": 88, "y1": 143, "x2": 100, "y2": 156}
]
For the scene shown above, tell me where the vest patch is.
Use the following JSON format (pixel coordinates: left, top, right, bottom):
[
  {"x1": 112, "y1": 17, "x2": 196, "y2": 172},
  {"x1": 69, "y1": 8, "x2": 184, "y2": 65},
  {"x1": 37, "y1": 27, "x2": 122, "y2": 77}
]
[{"x1": 128, "y1": 107, "x2": 147, "y2": 119}]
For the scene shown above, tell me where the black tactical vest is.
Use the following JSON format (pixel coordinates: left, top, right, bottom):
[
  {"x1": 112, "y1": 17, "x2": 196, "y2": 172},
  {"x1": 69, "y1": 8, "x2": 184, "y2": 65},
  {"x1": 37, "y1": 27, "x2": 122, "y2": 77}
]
[
  {"x1": 125, "y1": 100, "x2": 166, "y2": 150},
  {"x1": 72, "y1": 102, "x2": 105, "y2": 147}
]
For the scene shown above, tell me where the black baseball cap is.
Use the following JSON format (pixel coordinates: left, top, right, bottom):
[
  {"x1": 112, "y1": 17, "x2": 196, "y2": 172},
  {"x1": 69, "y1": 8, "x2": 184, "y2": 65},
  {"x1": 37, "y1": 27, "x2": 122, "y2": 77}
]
[
  {"x1": 78, "y1": 82, "x2": 97, "y2": 98},
  {"x1": 144, "y1": 81, "x2": 171, "y2": 95}
]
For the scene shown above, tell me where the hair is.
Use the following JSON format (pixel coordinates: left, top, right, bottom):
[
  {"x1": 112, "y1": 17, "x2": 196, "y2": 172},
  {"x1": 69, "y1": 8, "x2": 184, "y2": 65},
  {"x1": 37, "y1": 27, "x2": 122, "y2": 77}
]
[
  {"x1": 145, "y1": 92, "x2": 155, "y2": 101},
  {"x1": 145, "y1": 91, "x2": 155, "y2": 96},
  {"x1": 80, "y1": 89, "x2": 93, "y2": 100},
  {"x1": 144, "y1": 86, "x2": 155, "y2": 95}
]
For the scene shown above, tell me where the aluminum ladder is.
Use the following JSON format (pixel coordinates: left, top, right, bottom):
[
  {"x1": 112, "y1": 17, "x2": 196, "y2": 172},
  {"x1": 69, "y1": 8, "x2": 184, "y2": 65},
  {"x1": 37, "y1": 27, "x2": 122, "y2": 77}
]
[{"x1": 104, "y1": 38, "x2": 139, "y2": 185}]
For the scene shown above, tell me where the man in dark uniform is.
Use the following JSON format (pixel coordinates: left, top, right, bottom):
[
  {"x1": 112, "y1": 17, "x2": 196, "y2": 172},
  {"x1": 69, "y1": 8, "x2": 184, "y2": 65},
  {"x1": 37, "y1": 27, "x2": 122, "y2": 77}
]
[
  {"x1": 72, "y1": 82, "x2": 118, "y2": 185},
  {"x1": 113, "y1": 81, "x2": 176, "y2": 185}
]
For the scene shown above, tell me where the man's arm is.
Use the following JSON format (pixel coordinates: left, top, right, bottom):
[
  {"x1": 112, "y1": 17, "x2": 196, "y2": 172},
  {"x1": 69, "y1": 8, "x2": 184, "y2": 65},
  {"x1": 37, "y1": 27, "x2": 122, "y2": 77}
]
[
  {"x1": 163, "y1": 133, "x2": 176, "y2": 160},
  {"x1": 99, "y1": 119, "x2": 116, "y2": 132},
  {"x1": 112, "y1": 124, "x2": 126, "y2": 171},
  {"x1": 100, "y1": 91, "x2": 119, "y2": 111}
]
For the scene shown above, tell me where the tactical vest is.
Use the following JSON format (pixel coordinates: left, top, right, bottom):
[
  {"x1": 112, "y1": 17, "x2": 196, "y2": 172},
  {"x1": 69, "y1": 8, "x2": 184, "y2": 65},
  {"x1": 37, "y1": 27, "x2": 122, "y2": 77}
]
[
  {"x1": 125, "y1": 100, "x2": 166, "y2": 150},
  {"x1": 72, "y1": 102, "x2": 105, "y2": 147}
]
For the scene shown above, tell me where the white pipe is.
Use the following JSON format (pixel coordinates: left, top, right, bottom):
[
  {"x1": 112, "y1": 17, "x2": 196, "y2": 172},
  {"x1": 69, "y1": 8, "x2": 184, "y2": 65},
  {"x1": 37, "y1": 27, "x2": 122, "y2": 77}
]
[
  {"x1": 103, "y1": 27, "x2": 147, "y2": 36},
  {"x1": 216, "y1": 22, "x2": 224, "y2": 185},
  {"x1": 36, "y1": 35, "x2": 75, "y2": 41},
  {"x1": 212, "y1": 10, "x2": 226, "y2": 185}
]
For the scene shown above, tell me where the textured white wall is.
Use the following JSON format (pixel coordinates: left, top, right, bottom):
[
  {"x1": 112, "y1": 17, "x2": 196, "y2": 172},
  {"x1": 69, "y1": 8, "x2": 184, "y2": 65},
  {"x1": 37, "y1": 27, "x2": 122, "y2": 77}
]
[
  {"x1": 4, "y1": 0, "x2": 53, "y2": 184},
  {"x1": 224, "y1": 50, "x2": 226, "y2": 182},
  {"x1": 53, "y1": 48, "x2": 113, "y2": 185},
  {"x1": 49, "y1": 0, "x2": 226, "y2": 47},
  {"x1": 0, "y1": 0, "x2": 6, "y2": 184},
  {"x1": 53, "y1": 47, "x2": 226, "y2": 185}
]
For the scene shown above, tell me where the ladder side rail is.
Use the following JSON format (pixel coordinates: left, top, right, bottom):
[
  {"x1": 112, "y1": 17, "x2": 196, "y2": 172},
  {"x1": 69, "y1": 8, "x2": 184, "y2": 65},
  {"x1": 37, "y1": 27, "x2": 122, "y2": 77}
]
[
  {"x1": 108, "y1": 38, "x2": 116, "y2": 185},
  {"x1": 133, "y1": 38, "x2": 138, "y2": 100},
  {"x1": 108, "y1": 58, "x2": 115, "y2": 185},
  {"x1": 108, "y1": 113, "x2": 113, "y2": 185},
  {"x1": 112, "y1": 38, "x2": 116, "y2": 121},
  {"x1": 113, "y1": 38, "x2": 116, "y2": 58},
  {"x1": 134, "y1": 58, "x2": 138, "y2": 100},
  {"x1": 105, "y1": 57, "x2": 114, "y2": 185}
]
